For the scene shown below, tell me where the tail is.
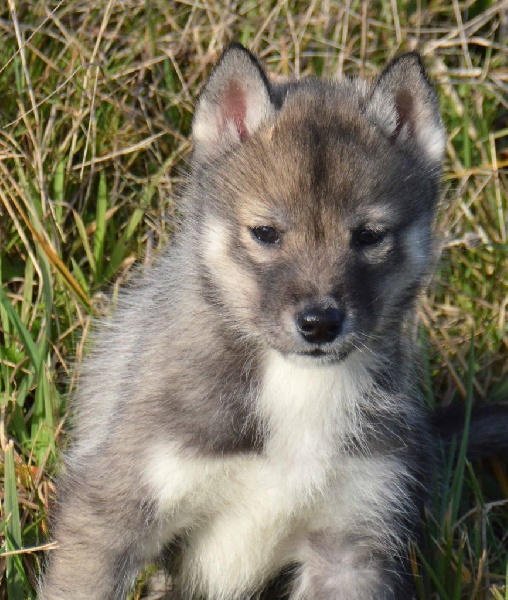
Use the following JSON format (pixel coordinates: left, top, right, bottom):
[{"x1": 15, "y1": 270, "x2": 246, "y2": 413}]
[{"x1": 431, "y1": 403, "x2": 508, "y2": 459}]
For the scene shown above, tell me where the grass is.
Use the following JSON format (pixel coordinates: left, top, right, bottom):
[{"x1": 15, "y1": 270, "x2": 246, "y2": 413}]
[{"x1": 0, "y1": 0, "x2": 506, "y2": 598}]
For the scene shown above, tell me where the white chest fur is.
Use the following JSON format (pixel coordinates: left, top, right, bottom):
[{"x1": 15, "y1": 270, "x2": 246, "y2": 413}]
[
  {"x1": 145, "y1": 350, "x2": 373, "y2": 598},
  {"x1": 257, "y1": 351, "x2": 371, "y2": 500}
]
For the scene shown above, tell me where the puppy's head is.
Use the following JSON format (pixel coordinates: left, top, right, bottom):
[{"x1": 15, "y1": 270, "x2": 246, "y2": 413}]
[{"x1": 189, "y1": 45, "x2": 444, "y2": 362}]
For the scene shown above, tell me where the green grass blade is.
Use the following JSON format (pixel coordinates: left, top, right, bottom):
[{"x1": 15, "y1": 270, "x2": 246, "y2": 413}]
[
  {"x1": 3, "y1": 442, "x2": 25, "y2": 600},
  {"x1": 449, "y1": 336, "x2": 475, "y2": 524},
  {"x1": 93, "y1": 171, "x2": 108, "y2": 282},
  {"x1": 0, "y1": 285, "x2": 40, "y2": 374}
]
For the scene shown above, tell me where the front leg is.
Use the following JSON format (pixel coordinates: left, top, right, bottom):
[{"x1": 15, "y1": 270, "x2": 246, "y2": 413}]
[
  {"x1": 39, "y1": 465, "x2": 160, "y2": 600},
  {"x1": 290, "y1": 531, "x2": 415, "y2": 600},
  {"x1": 290, "y1": 454, "x2": 423, "y2": 600},
  {"x1": 177, "y1": 485, "x2": 296, "y2": 599}
]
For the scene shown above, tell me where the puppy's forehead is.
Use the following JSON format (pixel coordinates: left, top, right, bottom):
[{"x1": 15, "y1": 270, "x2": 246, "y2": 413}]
[
  {"x1": 279, "y1": 80, "x2": 367, "y2": 115},
  {"x1": 254, "y1": 132, "x2": 393, "y2": 210},
  {"x1": 264, "y1": 91, "x2": 388, "y2": 176},
  {"x1": 273, "y1": 83, "x2": 371, "y2": 138},
  {"x1": 225, "y1": 83, "x2": 421, "y2": 230}
]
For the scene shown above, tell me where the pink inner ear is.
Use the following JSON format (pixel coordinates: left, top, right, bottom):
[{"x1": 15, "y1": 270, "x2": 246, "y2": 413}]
[
  {"x1": 391, "y1": 89, "x2": 414, "y2": 141},
  {"x1": 222, "y1": 81, "x2": 249, "y2": 142}
]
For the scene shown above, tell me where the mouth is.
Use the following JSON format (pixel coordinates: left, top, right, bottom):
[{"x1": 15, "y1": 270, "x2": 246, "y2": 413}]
[
  {"x1": 299, "y1": 348, "x2": 327, "y2": 357},
  {"x1": 267, "y1": 331, "x2": 358, "y2": 363},
  {"x1": 292, "y1": 346, "x2": 351, "y2": 364}
]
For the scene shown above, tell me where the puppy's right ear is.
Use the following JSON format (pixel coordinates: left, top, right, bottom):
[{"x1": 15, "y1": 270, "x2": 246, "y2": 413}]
[{"x1": 193, "y1": 44, "x2": 275, "y2": 161}]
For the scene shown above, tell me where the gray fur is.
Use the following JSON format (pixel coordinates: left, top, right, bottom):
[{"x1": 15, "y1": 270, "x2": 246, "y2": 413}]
[{"x1": 40, "y1": 45, "x2": 445, "y2": 599}]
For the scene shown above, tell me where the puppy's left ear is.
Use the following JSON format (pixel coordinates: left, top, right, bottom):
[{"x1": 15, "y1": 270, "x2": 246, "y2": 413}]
[{"x1": 367, "y1": 53, "x2": 445, "y2": 164}]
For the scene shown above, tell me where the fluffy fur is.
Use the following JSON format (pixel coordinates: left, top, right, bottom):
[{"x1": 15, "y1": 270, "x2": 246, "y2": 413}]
[{"x1": 41, "y1": 45, "x2": 447, "y2": 599}]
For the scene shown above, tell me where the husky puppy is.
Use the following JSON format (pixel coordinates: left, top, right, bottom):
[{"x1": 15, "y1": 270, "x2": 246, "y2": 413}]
[{"x1": 41, "y1": 44, "x2": 447, "y2": 599}]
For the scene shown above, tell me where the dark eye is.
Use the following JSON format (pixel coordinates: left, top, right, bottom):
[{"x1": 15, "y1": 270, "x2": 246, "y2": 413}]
[
  {"x1": 352, "y1": 228, "x2": 386, "y2": 247},
  {"x1": 250, "y1": 226, "x2": 281, "y2": 245}
]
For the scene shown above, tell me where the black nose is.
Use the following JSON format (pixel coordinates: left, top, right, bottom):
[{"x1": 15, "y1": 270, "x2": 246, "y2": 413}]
[{"x1": 296, "y1": 307, "x2": 344, "y2": 344}]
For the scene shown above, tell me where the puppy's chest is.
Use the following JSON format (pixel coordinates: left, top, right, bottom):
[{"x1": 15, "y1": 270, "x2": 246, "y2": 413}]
[
  {"x1": 149, "y1": 353, "x2": 372, "y2": 527},
  {"x1": 255, "y1": 353, "x2": 369, "y2": 495}
]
